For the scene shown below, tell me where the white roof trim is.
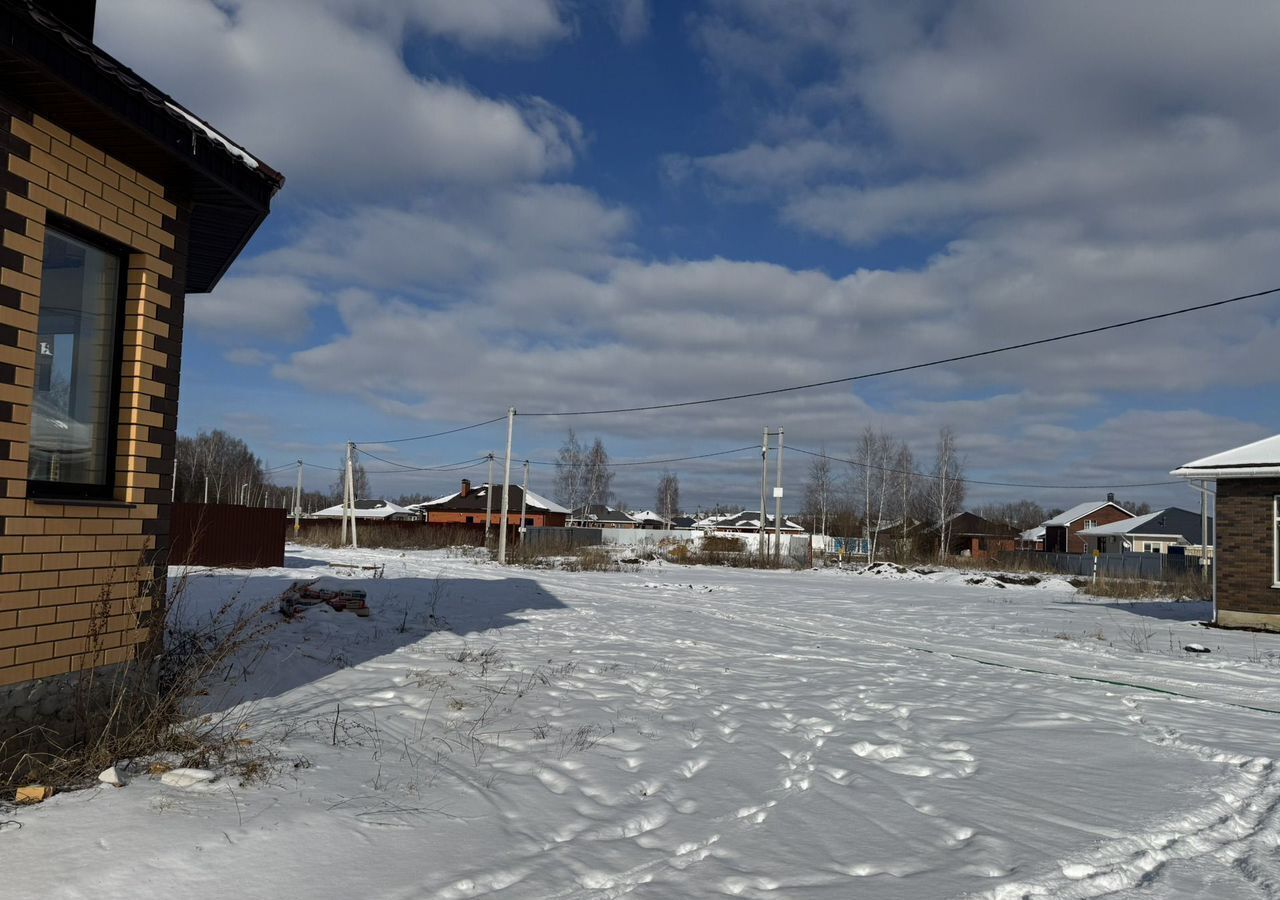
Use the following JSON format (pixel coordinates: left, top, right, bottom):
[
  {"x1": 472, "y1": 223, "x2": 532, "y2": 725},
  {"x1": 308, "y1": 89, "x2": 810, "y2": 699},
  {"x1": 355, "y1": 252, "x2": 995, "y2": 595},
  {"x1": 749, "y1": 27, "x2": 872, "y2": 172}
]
[
  {"x1": 1172, "y1": 433, "x2": 1280, "y2": 479},
  {"x1": 1043, "y1": 500, "x2": 1131, "y2": 527}
]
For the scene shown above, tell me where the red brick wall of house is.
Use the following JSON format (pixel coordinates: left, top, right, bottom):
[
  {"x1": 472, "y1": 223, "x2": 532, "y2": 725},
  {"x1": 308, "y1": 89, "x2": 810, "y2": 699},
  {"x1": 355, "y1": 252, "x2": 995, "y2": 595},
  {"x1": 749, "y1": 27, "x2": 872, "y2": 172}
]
[
  {"x1": 425, "y1": 511, "x2": 567, "y2": 528},
  {"x1": 1046, "y1": 504, "x2": 1133, "y2": 553},
  {"x1": 1215, "y1": 478, "x2": 1280, "y2": 619}
]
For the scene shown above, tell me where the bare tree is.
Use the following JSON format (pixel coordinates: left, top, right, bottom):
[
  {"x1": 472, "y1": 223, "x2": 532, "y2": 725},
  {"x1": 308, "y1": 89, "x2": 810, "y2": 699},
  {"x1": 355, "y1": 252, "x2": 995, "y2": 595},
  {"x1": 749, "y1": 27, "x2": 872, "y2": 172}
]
[
  {"x1": 977, "y1": 500, "x2": 1046, "y2": 531},
  {"x1": 851, "y1": 428, "x2": 896, "y2": 562},
  {"x1": 929, "y1": 426, "x2": 966, "y2": 559},
  {"x1": 584, "y1": 438, "x2": 614, "y2": 509},
  {"x1": 554, "y1": 429, "x2": 587, "y2": 517},
  {"x1": 802, "y1": 447, "x2": 834, "y2": 538},
  {"x1": 655, "y1": 470, "x2": 680, "y2": 519},
  {"x1": 891, "y1": 440, "x2": 917, "y2": 560},
  {"x1": 175, "y1": 429, "x2": 268, "y2": 504}
]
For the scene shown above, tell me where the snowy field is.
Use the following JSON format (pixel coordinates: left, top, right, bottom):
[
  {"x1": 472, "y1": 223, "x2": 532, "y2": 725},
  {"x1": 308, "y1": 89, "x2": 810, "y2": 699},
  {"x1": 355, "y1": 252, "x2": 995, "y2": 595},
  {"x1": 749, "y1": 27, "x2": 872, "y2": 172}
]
[{"x1": 6, "y1": 548, "x2": 1280, "y2": 899}]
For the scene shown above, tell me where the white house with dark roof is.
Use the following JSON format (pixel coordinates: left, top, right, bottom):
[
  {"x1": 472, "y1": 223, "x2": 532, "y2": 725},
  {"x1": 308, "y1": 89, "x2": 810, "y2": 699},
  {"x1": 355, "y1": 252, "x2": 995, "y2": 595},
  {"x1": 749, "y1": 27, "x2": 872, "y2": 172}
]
[{"x1": 1172, "y1": 434, "x2": 1280, "y2": 630}]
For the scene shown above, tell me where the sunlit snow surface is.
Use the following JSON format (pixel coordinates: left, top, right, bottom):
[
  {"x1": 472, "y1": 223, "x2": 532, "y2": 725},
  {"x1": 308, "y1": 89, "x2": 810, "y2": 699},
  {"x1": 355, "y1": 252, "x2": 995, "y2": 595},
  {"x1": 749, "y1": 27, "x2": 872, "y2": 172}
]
[{"x1": 7, "y1": 550, "x2": 1280, "y2": 899}]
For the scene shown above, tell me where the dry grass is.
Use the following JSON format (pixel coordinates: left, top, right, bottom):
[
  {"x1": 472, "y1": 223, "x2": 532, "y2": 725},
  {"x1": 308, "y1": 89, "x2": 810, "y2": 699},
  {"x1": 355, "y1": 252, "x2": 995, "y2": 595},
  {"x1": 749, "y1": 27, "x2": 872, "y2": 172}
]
[
  {"x1": 294, "y1": 523, "x2": 486, "y2": 552},
  {"x1": 1079, "y1": 570, "x2": 1210, "y2": 601},
  {"x1": 1, "y1": 570, "x2": 279, "y2": 794}
]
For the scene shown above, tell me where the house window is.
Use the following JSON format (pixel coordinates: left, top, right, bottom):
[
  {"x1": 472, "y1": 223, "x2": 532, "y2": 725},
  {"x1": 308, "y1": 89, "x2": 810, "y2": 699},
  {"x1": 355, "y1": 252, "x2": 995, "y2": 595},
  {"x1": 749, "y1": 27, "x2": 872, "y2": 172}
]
[
  {"x1": 1273, "y1": 496, "x2": 1279, "y2": 588},
  {"x1": 1083, "y1": 520, "x2": 1096, "y2": 530},
  {"x1": 27, "y1": 226, "x2": 125, "y2": 499}
]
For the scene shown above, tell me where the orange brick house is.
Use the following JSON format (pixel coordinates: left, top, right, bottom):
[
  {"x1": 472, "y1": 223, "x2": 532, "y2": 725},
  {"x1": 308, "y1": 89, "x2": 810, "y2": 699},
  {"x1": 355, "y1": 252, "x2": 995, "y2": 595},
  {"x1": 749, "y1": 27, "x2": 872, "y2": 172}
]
[
  {"x1": 415, "y1": 479, "x2": 570, "y2": 529},
  {"x1": 0, "y1": 1, "x2": 281, "y2": 714}
]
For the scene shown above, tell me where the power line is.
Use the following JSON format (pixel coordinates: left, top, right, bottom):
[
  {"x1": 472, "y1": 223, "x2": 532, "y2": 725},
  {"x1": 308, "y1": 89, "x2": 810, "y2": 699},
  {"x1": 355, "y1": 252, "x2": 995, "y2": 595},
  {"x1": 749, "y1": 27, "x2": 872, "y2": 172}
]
[
  {"x1": 784, "y1": 444, "x2": 1182, "y2": 490},
  {"x1": 523, "y1": 446, "x2": 760, "y2": 468},
  {"x1": 519, "y1": 286, "x2": 1280, "y2": 418},
  {"x1": 359, "y1": 416, "x2": 507, "y2": 446},
  {"x1": 354, "y1": 448, "x2": 491, "y2": 472}
]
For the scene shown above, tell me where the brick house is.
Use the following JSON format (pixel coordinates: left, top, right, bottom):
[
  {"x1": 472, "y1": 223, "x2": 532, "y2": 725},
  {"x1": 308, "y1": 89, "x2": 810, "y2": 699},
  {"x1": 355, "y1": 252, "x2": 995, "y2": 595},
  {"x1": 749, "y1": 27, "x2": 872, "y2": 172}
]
[
  {"x1": 0, "y1": 1, "x2": 280, "y2": 715},
  {"x1": 415, "y1": 480, "x2": 569, "y2": 529},
  {"x1": 1173, "y1": 435, "x2": 1280, "y2": 631},
  {"x1": 936, "y1": 511, "x2": 1019, "y2": 558},
  {"x1": 1042, "y1": 496, "x2": 1133, "y2": 553}
]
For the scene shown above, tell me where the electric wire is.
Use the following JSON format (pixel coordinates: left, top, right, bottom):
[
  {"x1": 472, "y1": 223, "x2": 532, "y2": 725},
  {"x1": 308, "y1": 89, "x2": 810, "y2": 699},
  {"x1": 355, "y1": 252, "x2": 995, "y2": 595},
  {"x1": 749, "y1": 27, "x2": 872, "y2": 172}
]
[
  {"x1": 354, "y1": 448, "x2": 492, "y2": 472},
  {"x1": 518, "y1": 286, "x2": 1280, "y2": 417},
  {"x1": 359, "y1": 416, "x2": 507, "y2": 445}
]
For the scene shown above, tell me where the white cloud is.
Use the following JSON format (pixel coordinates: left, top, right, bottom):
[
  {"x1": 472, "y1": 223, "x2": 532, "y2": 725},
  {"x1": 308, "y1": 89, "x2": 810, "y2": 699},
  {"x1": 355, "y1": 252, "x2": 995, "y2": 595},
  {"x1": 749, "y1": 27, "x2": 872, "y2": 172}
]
[
  {"x1": 190, "y1": 275, "x2": 325, "y2": 335},
  {"x1": 95, "y1": 0, "x2": 582, "y2": 194},
  {"x1": 253, "y1": 183, "x2": 631, "y2": 290},
  {"x1": 323, "y1": 0, "x2": 570, "y2": 49},
  {"x1": 224, "y1": 347, "x2": 275, "y2": 367},
  {"x1": 685, "y1": 1, "x2": 1280, "y2": 246}
]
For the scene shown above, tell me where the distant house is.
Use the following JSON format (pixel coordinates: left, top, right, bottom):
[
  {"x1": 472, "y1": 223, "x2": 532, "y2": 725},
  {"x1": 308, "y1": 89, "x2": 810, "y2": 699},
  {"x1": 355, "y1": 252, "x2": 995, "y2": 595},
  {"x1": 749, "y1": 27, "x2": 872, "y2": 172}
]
[
  {"x1": 414, "y1": 479, "x2": 568, "y2": 529},
  {"x1": 697, "y1": 510, "x2": 806, "y2": 534},
  {"x1": 312, "y1": 499, "x2": 420, "y2": 521},
  {"x1": 1078, "y1": 507, "x2": 1211, "y2": 556},
  {"x1": 670, "y1": 515, "x2": 698, "y2": 529},
  {"x1": 627, "y1": 509, "x2": 672, "y2": 529},
  {"x1": 933, "y1": 511, "x2": 1019, "y2": 558},
  {"x1": 1173, "y1": 435, "x2": 1280, "y2": 631},
  {"x1": 571, "y1": 504, "x2": 638, "y2": 528},
  {"x1": 1018, "y1": 526, "x2": 1046, "y2": 551},
  {"x1": 1042, "y1": 496, "x2": 1134, "y2": 553}
]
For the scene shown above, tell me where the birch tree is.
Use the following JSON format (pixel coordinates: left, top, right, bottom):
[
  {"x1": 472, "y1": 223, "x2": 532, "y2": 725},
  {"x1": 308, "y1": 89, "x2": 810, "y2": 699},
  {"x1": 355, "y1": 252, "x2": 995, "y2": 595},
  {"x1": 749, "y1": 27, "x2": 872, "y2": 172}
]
[
  {"x1": 655, "y1": 470, "x2": 680, "y2": 519},
  {"x1": 929, "y1": 425, "x2": 966, "y2": 559},
  {"x1": 802, "y1": 447, "x2": 834, "y2": 539},
  {"x1": 852, "y1": 428, "x2": 895, "y2": 562},
  {"x1": 554, "y1": 429, "x2": 587, "y2": 516},
  {"x1": 891, "y1": 440, "x2": 917, "y2": 560},
  {"x1": 583, "y1": 438, "x2": 614, "y2": 509}
]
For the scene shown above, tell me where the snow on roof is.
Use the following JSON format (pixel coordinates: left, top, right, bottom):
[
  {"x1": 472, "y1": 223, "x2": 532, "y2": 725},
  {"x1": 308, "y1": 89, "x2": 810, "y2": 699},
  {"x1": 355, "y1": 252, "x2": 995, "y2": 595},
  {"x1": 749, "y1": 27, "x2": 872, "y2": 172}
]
[
  {"x1": 166, "y1": 101, "x2": 261, "y2": 169},
  {"x1": 1078, "y1": 510, "x2": 1162, "y2": 537},
  {"x1": 524, "y1": 489, "x2": 570, "y2": 515},
  {"x1": 415, "y1": 484, "x2": 569, "y2": 515},
  {"x1": 313, "y1": 499, "x2": 415, "y2": 519},
  {"x1": 628, "y1": 509, "x2": 670, "y2": 523},
  {"x1": 1043, "y1": 500, "x2": 1130, "y2": 527},
  {"x1": 1020, "y1": 526, "x2": 1046, "y2": 541},
  {"x1": 1172, "y1": 434, "x2": 1280, "y2": 478}
]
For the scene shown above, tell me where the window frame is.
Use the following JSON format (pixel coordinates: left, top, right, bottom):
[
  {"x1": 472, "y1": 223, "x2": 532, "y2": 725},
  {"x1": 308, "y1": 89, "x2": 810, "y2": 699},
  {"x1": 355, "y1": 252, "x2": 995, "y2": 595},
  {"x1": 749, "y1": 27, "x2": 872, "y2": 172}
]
[
  {"x1": 1273, "y1": 495, "x2": 1280, "y2": 589},
  {"x1": 25, "y1": 217, "x2": 130, "y2": 503}
]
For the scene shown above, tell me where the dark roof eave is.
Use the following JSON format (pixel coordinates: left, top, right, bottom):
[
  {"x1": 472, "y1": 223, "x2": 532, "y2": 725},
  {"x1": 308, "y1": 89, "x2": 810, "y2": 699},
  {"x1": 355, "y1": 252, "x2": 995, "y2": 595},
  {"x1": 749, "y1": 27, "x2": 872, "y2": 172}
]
[{"x1": 1, "y1": 0, "x2": 283, "y2": 292}]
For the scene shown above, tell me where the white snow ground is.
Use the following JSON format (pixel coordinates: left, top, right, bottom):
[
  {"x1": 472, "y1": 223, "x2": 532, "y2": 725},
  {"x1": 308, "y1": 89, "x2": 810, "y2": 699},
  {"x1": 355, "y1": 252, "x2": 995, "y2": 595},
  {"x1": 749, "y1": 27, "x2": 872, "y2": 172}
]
[{"x1": 6, "y1": 549, "x2": 1280, "y2": 899}]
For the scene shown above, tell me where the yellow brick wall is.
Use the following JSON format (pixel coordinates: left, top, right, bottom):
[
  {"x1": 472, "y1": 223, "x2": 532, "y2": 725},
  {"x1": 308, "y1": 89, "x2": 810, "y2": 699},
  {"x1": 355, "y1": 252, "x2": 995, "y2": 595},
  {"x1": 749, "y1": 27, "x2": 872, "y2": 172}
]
[{"x1": 0, "y1": 112, "x2": 185, "y2": 687}]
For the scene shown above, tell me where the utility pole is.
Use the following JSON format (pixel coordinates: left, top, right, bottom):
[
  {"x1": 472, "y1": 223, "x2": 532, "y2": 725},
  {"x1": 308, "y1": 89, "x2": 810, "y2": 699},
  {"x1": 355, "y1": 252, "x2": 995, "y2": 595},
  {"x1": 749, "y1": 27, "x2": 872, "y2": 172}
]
[
  {"x1": 774, "y1": 427, "x2": 784, "y2": 566},
  {"x1": 1200, "y1": 479, "x2": 1209, "y2": 584},
  {"x1": 759, "y1": 426, "x2": 769, "y2": 562},
  {"x1": 203, "y1": 476, "x2": 208, "y2": 505},
  {"x1": 343, "y1": 442, "x2": 358, "y2": 549},
  {"x1": 497, "y1": 408, "x2": 515, "y2": 564},
  {"x1": 293, "y1": 460, "x2": 303, "y2": 534},
  {"x1": 519, "y1": 460, "x2": 530, "y2": 542},
  {"x1": 484, "y1": 453, "x2": 495, "y2": 543}
]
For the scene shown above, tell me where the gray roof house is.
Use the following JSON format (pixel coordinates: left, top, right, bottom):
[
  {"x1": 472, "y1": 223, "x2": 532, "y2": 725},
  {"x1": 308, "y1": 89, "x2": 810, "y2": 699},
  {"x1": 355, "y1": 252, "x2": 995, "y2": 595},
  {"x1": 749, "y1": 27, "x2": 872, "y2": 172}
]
[{"x1": 1078, "y1": 507, "x2": 1212, "y2": 555}]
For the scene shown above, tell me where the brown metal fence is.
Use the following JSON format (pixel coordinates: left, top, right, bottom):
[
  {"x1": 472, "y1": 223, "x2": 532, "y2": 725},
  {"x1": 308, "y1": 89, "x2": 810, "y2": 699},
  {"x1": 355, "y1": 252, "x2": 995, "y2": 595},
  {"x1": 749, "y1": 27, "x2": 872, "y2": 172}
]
[{"x1": 169, "y1": 503, "x2": 286, "y2": 568}]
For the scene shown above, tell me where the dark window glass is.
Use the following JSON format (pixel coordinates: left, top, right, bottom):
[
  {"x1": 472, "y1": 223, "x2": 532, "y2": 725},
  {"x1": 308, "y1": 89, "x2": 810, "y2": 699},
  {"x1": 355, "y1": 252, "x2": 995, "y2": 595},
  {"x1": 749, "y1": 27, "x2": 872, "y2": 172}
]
[{"x1": 28, "y1": 228, "x2": 122, "y2": 493}]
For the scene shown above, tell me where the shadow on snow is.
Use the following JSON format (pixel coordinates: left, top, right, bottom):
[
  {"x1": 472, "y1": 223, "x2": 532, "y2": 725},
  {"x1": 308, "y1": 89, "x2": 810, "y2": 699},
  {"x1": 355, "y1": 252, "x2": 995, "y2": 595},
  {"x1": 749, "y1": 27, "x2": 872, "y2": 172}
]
[{"x1": 170, "y1": 559, "x2": 568, "y2": 713}]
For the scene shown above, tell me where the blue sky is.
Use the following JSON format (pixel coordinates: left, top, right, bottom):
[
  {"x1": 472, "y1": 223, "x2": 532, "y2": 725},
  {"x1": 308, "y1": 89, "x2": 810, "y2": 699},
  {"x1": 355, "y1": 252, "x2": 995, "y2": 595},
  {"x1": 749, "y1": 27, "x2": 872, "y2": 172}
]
[{"x1": 95, "y1": 0, "x2": 1280, "y2": 513}]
